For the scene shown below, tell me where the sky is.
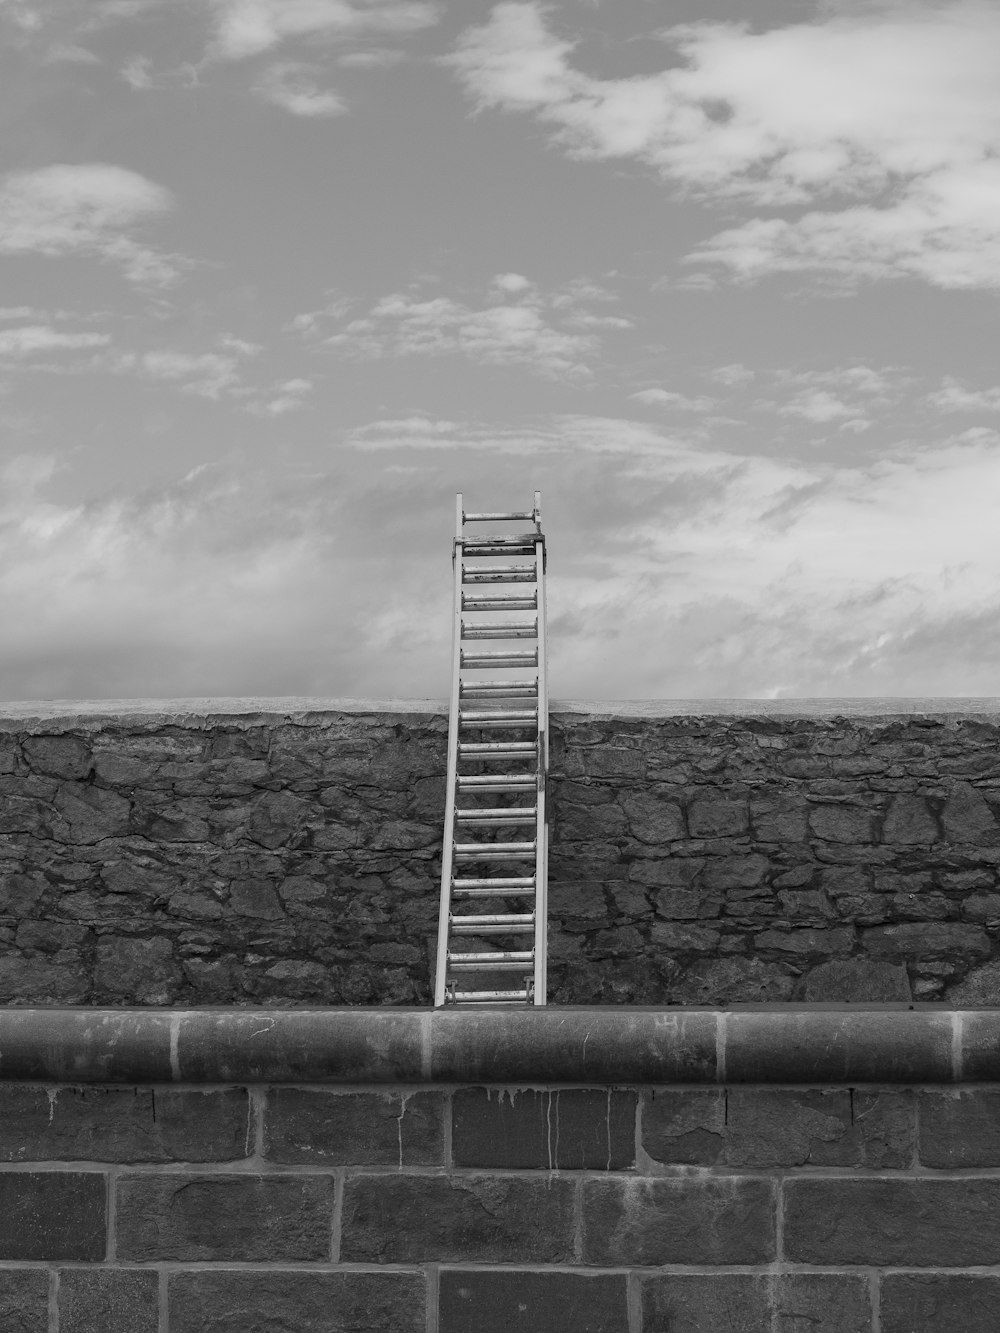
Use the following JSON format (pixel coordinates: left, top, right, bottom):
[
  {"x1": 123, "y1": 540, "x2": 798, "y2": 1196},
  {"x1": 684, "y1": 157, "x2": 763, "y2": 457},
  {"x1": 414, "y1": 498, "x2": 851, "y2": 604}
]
[{"x1": 2, "y1": 0, "x2": 1000, "y2": 702}]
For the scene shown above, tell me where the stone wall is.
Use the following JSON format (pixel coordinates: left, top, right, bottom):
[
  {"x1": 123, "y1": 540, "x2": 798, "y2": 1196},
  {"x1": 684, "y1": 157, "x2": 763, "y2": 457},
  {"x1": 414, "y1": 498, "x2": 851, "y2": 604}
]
[
  {"x1": 0, "y1": 1006, "x2": 999, "y2": 1333},
  {"x1": 3, "y1": 698, "x2": 1000, "y2": 1006}
]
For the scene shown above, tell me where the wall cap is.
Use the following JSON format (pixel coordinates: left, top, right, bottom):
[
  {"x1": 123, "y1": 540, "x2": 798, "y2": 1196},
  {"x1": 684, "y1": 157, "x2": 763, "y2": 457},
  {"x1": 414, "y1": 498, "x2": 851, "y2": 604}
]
[{"x1": 0, "y1": 1006, "x2": 997, "y2": 1085}]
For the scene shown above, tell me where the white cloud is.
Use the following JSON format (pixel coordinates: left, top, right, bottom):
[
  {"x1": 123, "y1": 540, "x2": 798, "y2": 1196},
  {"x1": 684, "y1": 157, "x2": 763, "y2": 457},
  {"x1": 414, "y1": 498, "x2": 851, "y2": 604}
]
[
  {"x1": 631, "y1": 388, "x2": 714, "y2": 411},
  {"x1": 253, "y1": 61, "x2": 346, "y2": 115},
  {"x1": 0, "y1": 164, "x2": 180, "y2": 287},
  {"x1": 302, "y1": 274, "x2": 627, "y2": 381},
  {"x1": 0, "y1": 325, "x2": 110, "y2": 357},
  {"x1": 208, "y1": 0, "x2": 439, "y2": 61},
  {"x1": 250, "y1": 376, "x2": 313, "y2": 416},
  {"x1": 451, "y1": 2, "x2": 1000, "y2": 289},
  {"x1": 778, "y1": 389, "x2": 856, "y2": 424},
  {"x1": 928, "y1": 377, "x2": 1000, "y2": 412},
  {"x1": 709, "y1": 363, "x2": 754, "y2": 387}
]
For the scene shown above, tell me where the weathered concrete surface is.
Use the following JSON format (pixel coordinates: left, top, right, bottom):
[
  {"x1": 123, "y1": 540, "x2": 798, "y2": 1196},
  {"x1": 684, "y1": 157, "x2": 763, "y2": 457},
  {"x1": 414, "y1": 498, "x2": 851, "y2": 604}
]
[{"x1": 3, "y1": 699, "x2": 1000, "y2": 1005}]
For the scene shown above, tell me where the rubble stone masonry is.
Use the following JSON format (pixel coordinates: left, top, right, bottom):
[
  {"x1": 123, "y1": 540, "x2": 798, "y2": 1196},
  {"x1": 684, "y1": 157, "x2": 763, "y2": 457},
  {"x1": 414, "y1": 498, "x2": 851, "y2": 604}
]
[{"x1": 3, "y1": 698, "x2": 1000, "y2": 1006}]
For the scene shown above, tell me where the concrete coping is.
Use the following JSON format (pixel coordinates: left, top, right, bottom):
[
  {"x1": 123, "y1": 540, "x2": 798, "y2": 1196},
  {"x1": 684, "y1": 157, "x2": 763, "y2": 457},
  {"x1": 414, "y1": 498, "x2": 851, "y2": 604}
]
[
  {"x1": 2, "y1": 697, "x2": 1000, "y2": 730},
  {"x1": 0, "y1": 1006, "x2": 998, "y2": 1085}
]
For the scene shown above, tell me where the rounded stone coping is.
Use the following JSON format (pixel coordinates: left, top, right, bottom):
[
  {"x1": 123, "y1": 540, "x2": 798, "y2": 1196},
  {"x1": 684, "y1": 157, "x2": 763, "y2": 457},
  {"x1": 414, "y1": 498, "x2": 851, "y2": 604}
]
[
  {"x1": 2, "y1": 696, "x2": 999, "y2": 730},
  {"x1": 0, "y1": 1006, "x2": 997, "y2": 1085}
]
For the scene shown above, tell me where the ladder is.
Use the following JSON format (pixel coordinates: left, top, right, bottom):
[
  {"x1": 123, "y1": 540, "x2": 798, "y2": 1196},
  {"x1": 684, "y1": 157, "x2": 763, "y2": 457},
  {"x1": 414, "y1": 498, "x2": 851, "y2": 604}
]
[{"x1": 434, "y1": 492, "x2": 549, "y2": 1006}]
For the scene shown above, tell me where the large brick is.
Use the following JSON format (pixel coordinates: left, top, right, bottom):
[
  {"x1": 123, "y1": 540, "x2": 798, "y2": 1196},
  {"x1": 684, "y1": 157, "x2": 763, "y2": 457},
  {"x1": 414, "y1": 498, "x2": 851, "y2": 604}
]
[
  {"x1": 341, "y1": 1174, "x2": 574, "y2": 1263},
  {"x1": 882, "y1": 1274, "x2": 1000, "y2": 1332},
  {"x1": 58, "y1": 1270, "x2": 158, "y2": 1333},
  {"x1": 452, "y1": 1088, "x2": 635, "y2": 1169},
  {"x1": 0, "y1": 1087, "x2": 251, "y2": 1163},
  {"x1": 785, "y1": 1178, "x2": 1000, "y2": 1265},
  {"x1": 264, "y1": 1089, "x2": 444, "y2": 1166},
  {"x1": 0, "y1": 1270, "x2": 49, "y2": 1333},
  {"x1": 641, "y1": 1089, "x2": 724, "y2": 1165},
  {"x1": 0, "y1": 1172, "x2": 105, "y2": 1260},
  {"x1": 641, "y1": 1274, "x2": 871, "y2": 1333},
  {"x1": 440, "y1": 1271, "x2": 628, "y2": 1333},
  {"x1": 724, "y1": 1089, "x2": 914, "y2": 1168},
  {"x1": 116, "y1": 1173, "x2": 334, "y2": 1261},
  {"x1": 687, "y1": 797, "x2": 748, "y2": 838},
  {"x1": 582, "y1": 1177, "x2": 775, "y2": 1265},
  {"x1": 919, "y1": 1089, "x2": 1000, "y2": 1167},
  {"x1": 863, "y1": 921, "x2": 990, "y2": 958},
  {"x1": 169, "y1": 1271, "x2": 425, "y2": 1333}
]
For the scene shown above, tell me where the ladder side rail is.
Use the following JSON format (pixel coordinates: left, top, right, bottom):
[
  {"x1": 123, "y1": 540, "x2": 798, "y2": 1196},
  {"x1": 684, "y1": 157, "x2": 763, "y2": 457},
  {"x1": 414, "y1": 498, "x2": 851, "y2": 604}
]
[
  {"x1": 533, "y1": 524, "x2": 549, "y2": 1006},
  {"x1": 434, "y1": 496, "x2": 466, "y2": 1006}
]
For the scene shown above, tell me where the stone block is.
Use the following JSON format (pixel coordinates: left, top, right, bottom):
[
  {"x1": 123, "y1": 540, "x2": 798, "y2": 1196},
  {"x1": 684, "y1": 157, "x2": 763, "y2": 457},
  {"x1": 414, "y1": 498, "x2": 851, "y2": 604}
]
[
  {"x1": 919, "y1": 1090, "x2": 1000, "y2": 1167},
  {"x1": 641, "y1": 1274, "x2": 871, "y2": 1333},
  {"x1": 809, "y1": 804, "x2": 875, "y2": 843},
  {"x1": 751, "y1": 798, "x2": 809, "y2": 843},
  {"x1": 687, "y1": 796, "x2": 748, "y2": 838},
  {"x1": 452, "y1": 1088, "x2": 635, "y2": 1169},
  {"x1": 794, "y1": 958, "x2": 911, "y2": 1002},
  {"x1": 264, "y1": 1089, "x2": 444, "y2": 1166},
  {"x1": 882, "y1": 1275, "x2": 1000, "y2": 1333},
  {"x1": 0, "y1": 1172, "x2": 105, "y2": 1260},
  {"x1": 650, "y1": 922, "x2": 721, "y2": 953},
  {"x1": 581, "y1": 1177, "x2": 775, "y2": 1265},
  {"x1": 963, "y1": 893, "x2": 1000, "y2": 923},
  {"x1": 0, "y1": 1270, "x2": 49, "y2": 1333},
  {"x1": 341, "y1": 1174, "x2": 575, "y2": 1263},
  {"x1": 641, "y1": 1089, "x2": 724, "y2": 1164},
  {"x1": 754, "y1": 927, "x2": 854, "y2": 956},
  {"x1": 863, "y1": 922, "x2": 990, "y2": 958},
  {"x1": 942, "y1": 782, "x2": 997, "y2": 842},
  {"x1": 228, "y1": 879, "x2": 284, "y2": 918},
  {"x1": 669, "y1": 957, "x2": 794, "y2": 1004},
  {"x1": 53, "y1": 783, "x2": 131, "y2": 844},
  {"x1": 948, "y1": 960, "x2": 1000, "y2": 1005},
  {"x1": 785, "y1": 1178, "x2": 1000, "y2": 1265},
  {"x1": 168, "y1": 1271, "x2": 425, "y2": 1333},
  {"x1": 115, "y1": 1173, "x2": 334, "y2": 1261},
  {"x1": 440, "y1": 1271, "x2": 628, "y2": 1333},
  {"x1": 882, "y1": 794, "x2": 939, "y2": 844},
  {"x1": 0, "y1": 954, "x2": 90, "y2": 1004},
  {"x1": 724, "y1": 1089, "x2": 914, "y2": 1168},
  {"x1": 21, "y1": 735, "x2": 92, "y2": 779},
  {"x1": 0, "y1": 1087, "x2": 251, "y2": 1162},
  {"x1": 58, "y1": 1269, "x2": 158, "y2": 1333},
  {"x1": 94, "y1": 936, "x2": 182, "y2": 1004},
  {"x1": 702, "y1": 854, "x2": 769, "y2": 891},
  {"x1": 619, "y1": 792, "x2": 684, "y2": 843}
]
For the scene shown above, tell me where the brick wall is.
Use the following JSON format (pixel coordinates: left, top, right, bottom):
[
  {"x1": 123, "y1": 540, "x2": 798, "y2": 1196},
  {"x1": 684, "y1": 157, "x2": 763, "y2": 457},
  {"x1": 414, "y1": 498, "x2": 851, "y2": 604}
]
[
  {"x1": 2, "y1": 1005, "x2": 1000, "y2": 1333},
  {"x1": 4, "y1": 697, "x2": 1000, "y2": 1006}
]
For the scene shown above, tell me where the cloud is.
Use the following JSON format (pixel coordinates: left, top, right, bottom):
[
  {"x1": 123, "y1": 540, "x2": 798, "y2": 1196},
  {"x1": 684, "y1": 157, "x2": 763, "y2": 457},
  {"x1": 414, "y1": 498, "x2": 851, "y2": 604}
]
[
  {"x1": 0, "y1": 164, "x2": 180, "y2": 287},
  {"x1": 928, "y1": 377, "x2": 1000, "y2": 412},
  {"x1": 0, "y1": 325, "x2": 111, "y2": 357},
  {"x1": 450, "y1": 2, "x2": 1000, "y2": 289},
  {"x1": 207, "y1": 0, "x2": 439, "y2": 61},
  {"x1": 249, "y1": 376, "x2": 313, "y2": 416},
  {"x1": 709, "y1": 363, "x2": 755, "y2": 387},
  {"x1": 253, "y1": 61, "x2": 346, "y2": 115},
  {"x1": 299, "y1": 274, "x2": 627, "y2": 381},
  {"x1": 631, "y1": 388, "x2": 714, "y2": 411}
]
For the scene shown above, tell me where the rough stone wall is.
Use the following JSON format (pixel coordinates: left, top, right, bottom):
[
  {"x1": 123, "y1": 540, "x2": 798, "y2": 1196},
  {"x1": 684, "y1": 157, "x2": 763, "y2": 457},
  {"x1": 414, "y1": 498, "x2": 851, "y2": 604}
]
[
  {"x1": 1, "y1": 1076, "x2": 1000, "y2": 1332},
  {"x1": 3, "y1": 701, "x2": 1000, "y2": 1006}
]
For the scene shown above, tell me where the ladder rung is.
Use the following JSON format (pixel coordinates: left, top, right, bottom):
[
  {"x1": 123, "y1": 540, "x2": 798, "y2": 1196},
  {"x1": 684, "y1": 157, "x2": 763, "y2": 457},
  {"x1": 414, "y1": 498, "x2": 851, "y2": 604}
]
[
  {"x1": 449, "y1": 950, "x2": 534, "y2": 967},
  {"x1": 462, "y1": 651, "x2": 537, "y2": 668},
  {"x1": 462, "y1": 622, "x2": 537, "y2": 640},
  {"x1": 457, "y1": 775, "x2": 535, "y2": 792},
  {"x1": 463, "y1": 565, "x2": 536, "y2": 584},
  {"x1": 455, "y1": 807, "x2": 537, "y2": 825},
  {"x1": 459, "y1": 741, "x2": 536, "y2": 757},
  {"x1": 449, "y1": 989, "x2": 531, "y2": 1002},
  {"x1": 463, "y1": 535, "x2": 538, "y2": 547},
  {"x1": 461, "y1": 680, "x2": 538, "y2": 698},
  {"x1": 464, "y1": 511, "x2": 534, "y2": 522},
  {"x1": 450, "y1": 913, "x2": 535, "y2": 933},
  {"x1": 459, "y1": 709, "x2": 537, "y2": 725},
  {"x1": 454, "y1": 842, "x2": 536, "y2": 860},
  {"x1": 453, "y1": 875, "x2": 536, "y2": 890},
  {"x1": 462, "y1": 594, "x2": 537, "y2": 611}
]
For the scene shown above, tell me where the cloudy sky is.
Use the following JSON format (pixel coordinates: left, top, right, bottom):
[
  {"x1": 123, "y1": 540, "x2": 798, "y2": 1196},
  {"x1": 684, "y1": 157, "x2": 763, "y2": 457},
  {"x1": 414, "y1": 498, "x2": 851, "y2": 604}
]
[{"x1": 2, "y1": 0, "x2": 999, "y2": 702}]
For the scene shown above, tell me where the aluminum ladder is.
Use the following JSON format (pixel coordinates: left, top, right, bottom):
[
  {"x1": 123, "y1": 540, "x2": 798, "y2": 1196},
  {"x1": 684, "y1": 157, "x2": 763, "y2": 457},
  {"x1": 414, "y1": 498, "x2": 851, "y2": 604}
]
[{"x1": 434, "y1": 492, "x2": 548, "y2": 1006}]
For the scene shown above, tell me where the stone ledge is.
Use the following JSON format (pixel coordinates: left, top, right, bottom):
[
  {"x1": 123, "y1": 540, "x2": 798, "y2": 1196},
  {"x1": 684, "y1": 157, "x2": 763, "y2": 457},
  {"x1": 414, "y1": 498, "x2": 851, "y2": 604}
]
[{"x1": 0, "y1": 1007, "x2": 996, "y2": 1085}]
